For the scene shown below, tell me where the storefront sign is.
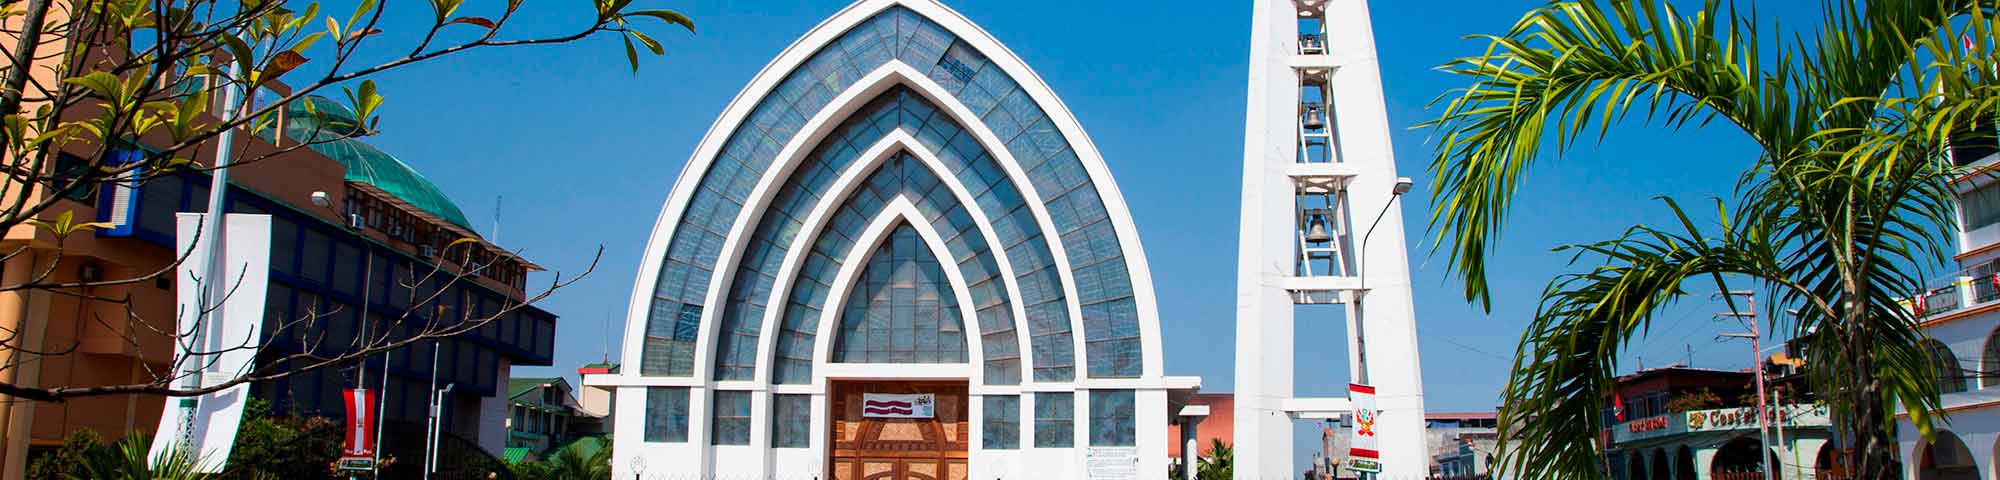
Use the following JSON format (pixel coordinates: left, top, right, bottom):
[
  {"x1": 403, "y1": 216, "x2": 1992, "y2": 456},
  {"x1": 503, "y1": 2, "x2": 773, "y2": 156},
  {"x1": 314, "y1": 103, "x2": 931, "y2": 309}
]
[
  {"x1": 862, "y1": 393, "x2": 935, "y2": 419},
  {"x1": 1627, "y1": 415, "x2": 1668, "y2": 434},
  {"x1": 1685, "y1": 404, "x2": 1829, "y2": 432}
]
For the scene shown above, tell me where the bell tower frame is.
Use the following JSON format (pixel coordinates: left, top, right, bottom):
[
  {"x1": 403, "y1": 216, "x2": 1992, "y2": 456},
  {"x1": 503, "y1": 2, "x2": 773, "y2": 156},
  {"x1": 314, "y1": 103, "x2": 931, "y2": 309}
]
[{"x1": 1232, "y1": 0, "x2": 1428, "y2": 478}]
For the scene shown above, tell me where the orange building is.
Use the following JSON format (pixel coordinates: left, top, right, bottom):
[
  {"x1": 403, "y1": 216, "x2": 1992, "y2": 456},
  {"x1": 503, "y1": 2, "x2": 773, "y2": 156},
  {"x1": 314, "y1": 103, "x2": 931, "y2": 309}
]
[{"x1": 0, "y1": 27, "x2": 558, "y2": 477}]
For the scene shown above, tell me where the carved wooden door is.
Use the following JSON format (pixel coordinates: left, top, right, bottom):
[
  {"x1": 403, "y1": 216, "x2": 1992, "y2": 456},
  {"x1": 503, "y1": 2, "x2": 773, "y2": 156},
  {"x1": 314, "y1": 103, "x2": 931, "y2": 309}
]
[{"x1": 829, "y1": 381, "x2": 969, "y2": 480}]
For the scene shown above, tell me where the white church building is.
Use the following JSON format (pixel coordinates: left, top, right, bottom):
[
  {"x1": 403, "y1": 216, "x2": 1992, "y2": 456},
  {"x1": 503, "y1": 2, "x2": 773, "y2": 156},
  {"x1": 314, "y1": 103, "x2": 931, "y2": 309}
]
[{"x1": 584, "y1": 1, "x2": 1202, "y2": 478}]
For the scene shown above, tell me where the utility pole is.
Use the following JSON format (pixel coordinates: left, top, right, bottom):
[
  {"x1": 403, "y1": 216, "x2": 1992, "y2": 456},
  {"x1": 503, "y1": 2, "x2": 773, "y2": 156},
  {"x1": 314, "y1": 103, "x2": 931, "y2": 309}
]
[{"x1": 1716, "y1": 290, "x2": 1774, "y2": 480}]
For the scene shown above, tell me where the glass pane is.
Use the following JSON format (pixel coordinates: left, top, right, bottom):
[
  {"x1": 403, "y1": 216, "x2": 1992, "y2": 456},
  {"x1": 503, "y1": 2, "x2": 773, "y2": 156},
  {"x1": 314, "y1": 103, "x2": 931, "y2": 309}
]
[
  {"x1": 644, "y1": 387, "x2": 689, "y2": 442},
  {"x1": 982, "y1": 395, "x2": 1019, "y2": 449},
  {"x1": 773, "y1": 394, "x2": 811, "y2": 448},
  {"x1": 1088, "y1": 390, "x2": 1135, "y2": 446},
  {"x1": 1034, "y1": 392, "x2": 1072, "y2": 448}
]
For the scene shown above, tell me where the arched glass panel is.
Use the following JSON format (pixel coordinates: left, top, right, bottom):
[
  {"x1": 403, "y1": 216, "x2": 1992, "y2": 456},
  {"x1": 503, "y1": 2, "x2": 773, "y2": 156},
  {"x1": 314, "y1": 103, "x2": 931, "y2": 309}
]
[
  {"x1": 1928, "y1": 340, "x2": 1968, "y2": 394},
  {"x1": 773, "y1": 148, "x2": 1023, "y2": 384},
  {"x1": 1984, "y1": 328, "x2": 2000, "y2": 388},
  {"x1": 831, "y1": 223, "x2": 969, "y2": 363},
  {"x1": 640, "y1": 5, "x2": 1141, "y2": 379}
]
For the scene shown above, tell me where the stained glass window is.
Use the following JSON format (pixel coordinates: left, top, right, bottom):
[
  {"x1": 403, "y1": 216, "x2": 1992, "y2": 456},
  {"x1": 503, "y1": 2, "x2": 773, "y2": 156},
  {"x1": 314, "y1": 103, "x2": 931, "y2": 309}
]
[
  {"x1": 772, "y1": 394, "x2": 811, "y2": 448},
  {"x1": 640, "y1": 6, "x2": 1142, "y2": 380},
  {"x1": 644, "y1": 387, "x2": 689, "y2": 443},
  {"x1": 712, "y1": 390, "x2": 752, "y2": 445},
  {"x1": 1034, "y1": 392, "x2": 1073, "y2": 448},
  {"x1": 1088, "y1": 390, "x2": 1135, "y2": 446},
  {"x1": 982, "y1": 395, "x2": 1019, "y2": 449},
  {"x1": 832, "y1": 224, "x2": 968, "y2": 363}
]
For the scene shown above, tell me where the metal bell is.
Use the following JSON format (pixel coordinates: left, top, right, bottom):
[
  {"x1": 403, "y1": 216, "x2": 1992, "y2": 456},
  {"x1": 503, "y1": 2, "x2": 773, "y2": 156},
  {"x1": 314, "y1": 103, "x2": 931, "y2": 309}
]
[
  {"x1": 1303, "y1": 104, "x2": 1326, "y2": 130},
  {"x1": 1303, "y1": 210, "x2": 1333, "y2": 243}
]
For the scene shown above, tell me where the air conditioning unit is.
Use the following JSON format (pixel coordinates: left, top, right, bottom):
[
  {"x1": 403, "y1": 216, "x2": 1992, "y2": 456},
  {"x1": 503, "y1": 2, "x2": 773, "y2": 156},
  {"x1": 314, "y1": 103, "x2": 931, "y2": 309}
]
[
  {"x1": 347, "y1": 213, "x2": 365, "y2": 230},
  {"x1": 388, "y1": 224, "x2": 404, "y2": 236},
  {"x1": 420, "y1": 245, "x2": 437, "y2": 258}
]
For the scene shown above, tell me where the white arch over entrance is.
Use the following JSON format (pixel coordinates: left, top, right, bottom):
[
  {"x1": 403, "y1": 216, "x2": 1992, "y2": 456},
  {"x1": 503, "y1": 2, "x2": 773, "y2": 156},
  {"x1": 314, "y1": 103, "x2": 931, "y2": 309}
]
[{"x1": 616, "y1": 0, "x2": 1163, "y2": 382}]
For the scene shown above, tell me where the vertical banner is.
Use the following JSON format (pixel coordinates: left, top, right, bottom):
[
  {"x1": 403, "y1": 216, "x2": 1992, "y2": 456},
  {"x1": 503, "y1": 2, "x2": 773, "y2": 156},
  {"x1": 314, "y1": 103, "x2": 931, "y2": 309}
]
[
  {"x1": 1347, "y1": 383, "x2": 1382, "y2": 473},
  {"x1": 148, "y1": 214, "x2": 270, "y2": 472},
  {"x1": 340, "y1": 388, "x2": 380, "y2": 469}
]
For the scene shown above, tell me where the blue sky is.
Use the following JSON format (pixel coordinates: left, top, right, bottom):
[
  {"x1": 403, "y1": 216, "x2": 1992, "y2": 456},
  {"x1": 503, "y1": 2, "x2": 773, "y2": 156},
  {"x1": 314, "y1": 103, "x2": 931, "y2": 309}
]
[{"x1": 343, "y1": 0, "x2": 1827, "y2": 462}]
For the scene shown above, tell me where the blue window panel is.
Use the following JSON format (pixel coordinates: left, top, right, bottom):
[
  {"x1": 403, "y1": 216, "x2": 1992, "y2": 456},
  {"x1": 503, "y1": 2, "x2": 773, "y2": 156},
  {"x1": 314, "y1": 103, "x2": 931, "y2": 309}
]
[
  {"x1": 711, "y1": 390, "x2": 752, "y2": 445},
  {"x1": 1034, "y1": 392, "x2": 1074, "y2": 448},
  {"x1": 772, "y1": 394, "x2": 812, "y2": 448},
  {"x1": 1088, "y1": 390, "x2": 1136, "y2": 446},
  {"x1": 981, "y1": 105, "x2": 1026, "y2": 145},
  {"x1": 645, "y1": 387, "x2": 690, "y2": 443},
  {"x1": 983, "y1": 395, "x2": 1020, "y2": 449}
]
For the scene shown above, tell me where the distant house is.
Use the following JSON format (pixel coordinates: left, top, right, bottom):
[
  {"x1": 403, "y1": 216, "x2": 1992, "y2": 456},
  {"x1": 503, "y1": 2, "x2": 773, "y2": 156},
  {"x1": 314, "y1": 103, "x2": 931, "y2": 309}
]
[{"x1": 505, "y1": 377, "x2": 604, "y2": 459}]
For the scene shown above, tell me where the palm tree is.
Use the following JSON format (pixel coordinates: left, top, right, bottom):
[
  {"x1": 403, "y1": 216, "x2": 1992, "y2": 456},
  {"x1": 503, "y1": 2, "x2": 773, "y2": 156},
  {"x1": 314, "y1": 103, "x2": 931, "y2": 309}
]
[
  {"x1": 541, "y1": 442, "x2": 613, "y2": 480},
  {"x1": 1423, "y1": 1, "x2": 2000, "y2": 478},
  {"x1": 1195, "y1": 439, "x2": 1232, "y2": 480}
]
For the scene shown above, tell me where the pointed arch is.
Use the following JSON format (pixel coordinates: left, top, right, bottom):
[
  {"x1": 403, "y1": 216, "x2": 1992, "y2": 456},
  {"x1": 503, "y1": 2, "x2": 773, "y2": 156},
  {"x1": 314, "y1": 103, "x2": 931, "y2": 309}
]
[
  {"x1": 620, "y1": 0, "x2": 1164, "y2": 384},
  {"x1": 752, "y1": 130, "x2": 1032, "y2": 386},
  {"x1": 810, "y1": 197, "x2": 984, "y2": 379}
]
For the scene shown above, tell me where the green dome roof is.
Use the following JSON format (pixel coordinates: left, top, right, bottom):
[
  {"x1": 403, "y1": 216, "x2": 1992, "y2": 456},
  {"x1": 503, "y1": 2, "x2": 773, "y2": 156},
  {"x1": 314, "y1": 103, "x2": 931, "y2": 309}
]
[{"x1": 275, "y1": 96, "x2": 475, "y2": 231}]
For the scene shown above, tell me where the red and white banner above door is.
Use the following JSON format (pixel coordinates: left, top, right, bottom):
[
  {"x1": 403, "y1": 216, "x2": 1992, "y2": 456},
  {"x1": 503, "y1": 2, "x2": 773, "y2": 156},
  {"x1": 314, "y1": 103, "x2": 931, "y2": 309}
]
[{"x1": 862, "y1": 393, "x2": 935, "y2": 418}]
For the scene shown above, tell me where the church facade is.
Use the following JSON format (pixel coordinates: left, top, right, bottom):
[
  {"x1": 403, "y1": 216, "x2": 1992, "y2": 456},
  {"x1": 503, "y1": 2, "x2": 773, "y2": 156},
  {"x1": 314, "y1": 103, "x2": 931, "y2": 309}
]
[{"x1": 589, "y1": 1, "x2": 1194, "y2": 478}]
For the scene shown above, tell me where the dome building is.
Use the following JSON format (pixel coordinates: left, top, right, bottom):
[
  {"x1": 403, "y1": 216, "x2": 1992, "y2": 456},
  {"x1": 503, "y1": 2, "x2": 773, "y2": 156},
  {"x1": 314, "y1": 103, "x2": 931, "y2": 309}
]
[{"x1": 587, "y1": 1, "x2": 1198, "y2": 478}]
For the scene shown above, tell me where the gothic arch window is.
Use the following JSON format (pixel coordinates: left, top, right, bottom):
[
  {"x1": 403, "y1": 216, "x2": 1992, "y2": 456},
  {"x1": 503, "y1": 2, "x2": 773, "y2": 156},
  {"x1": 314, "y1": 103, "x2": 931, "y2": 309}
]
[{"x1": 831, "y1": 222, "x2": 970, "y2": 363}]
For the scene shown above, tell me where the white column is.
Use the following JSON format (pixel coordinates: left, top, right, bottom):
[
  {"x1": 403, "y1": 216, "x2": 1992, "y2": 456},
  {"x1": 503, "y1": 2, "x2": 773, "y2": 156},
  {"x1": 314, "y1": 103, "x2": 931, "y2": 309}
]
[
  {"x1": 1233, "y1": 1, "x2": 1304, "y2": 478},
  {"x1": 1237, "y1": 1, "x2": 1427, "y2": 478}
]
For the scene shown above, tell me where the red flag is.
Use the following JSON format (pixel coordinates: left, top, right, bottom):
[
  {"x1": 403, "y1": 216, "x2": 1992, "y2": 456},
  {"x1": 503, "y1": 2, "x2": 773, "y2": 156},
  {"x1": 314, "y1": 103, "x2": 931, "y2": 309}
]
[
  {"x1": 341, "y1": 388, "x2": 379, "y2": 461},
  {"x1": 1613, "y1": 394, "x2": 1625, "y2": 422}
]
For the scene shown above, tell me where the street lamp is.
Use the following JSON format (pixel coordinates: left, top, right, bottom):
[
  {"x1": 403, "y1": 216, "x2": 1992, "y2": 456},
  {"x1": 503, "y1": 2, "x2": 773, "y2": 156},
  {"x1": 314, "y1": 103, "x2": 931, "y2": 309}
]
[{"x1": 1357, "y1": 177, "x2": 1414, "y2": 288}]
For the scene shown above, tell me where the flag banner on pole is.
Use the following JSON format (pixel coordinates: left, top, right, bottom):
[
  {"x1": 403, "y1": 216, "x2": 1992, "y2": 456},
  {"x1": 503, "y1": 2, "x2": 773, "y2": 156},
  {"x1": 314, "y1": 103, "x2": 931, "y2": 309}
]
[
  {"x1": 862, "y1": 393, "x2": 935, "y2": 418},
  {"x1": 1348, "y1": 383, "x2": 1379, "y2": 460},
  {"x1": 340, "y1": 388, "x2": 379, "y2": 470}
]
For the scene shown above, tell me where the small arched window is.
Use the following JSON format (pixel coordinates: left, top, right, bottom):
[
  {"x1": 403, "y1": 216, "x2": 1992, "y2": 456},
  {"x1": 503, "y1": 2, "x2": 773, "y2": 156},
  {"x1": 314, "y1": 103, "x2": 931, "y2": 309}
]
[
  {"x1": 1983, "y1": 328, "x2": 2000, "y2": 388},
  {"x1": 1928, "y1": 340, "x2": 1969, "y2": 394}
]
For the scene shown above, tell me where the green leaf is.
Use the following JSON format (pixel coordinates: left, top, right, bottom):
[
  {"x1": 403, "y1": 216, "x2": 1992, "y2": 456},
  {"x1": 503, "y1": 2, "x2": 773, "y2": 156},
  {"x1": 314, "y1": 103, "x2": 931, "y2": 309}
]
[
  {"x1": 624, "y1": 9, "x2": 695, "y2": 33},
  {"x1": 630, "y1": 30, "x2": 663, "y2": 55},
  {"x1": 621, "y1": 35, "x2": 639, "y2": 73},
  {"x1": 62, "y1": 72, "x2": 123, "y2": 99},
  {"x1": 325, "y1": 16, "x2": 342, "y2": 42},
  {"x1": 428, "y1": 0, "x2": 464, "y2": 22},
  {"x1": 217, "y1": 34, "x2": 255, "y2": 79}
]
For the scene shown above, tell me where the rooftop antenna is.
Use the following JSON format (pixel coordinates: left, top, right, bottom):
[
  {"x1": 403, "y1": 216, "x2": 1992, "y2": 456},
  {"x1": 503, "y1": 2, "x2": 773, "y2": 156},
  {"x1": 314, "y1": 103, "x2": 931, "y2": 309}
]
[{"x1": 492, "y1": 195, "x2": 503, "y2": 244}]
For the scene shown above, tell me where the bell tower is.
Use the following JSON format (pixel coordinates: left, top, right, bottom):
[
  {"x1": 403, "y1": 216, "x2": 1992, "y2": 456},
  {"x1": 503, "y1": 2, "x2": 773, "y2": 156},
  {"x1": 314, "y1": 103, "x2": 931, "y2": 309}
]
[{"x1": 1232, "y1": 0, "x2": 1428, "y2": 478}]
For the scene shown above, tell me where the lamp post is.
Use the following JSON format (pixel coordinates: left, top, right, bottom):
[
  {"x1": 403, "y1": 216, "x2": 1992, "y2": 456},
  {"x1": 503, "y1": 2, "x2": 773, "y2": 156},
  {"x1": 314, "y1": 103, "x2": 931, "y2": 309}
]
[
  {"x1": 425, "y1": 382, "x2": 454, "y2": 480},
  {"x1": 1356, "y1": 177, "x2": 1414, "y2": 289},
  {"x1": 312, "y1": 191, "x2": 384, "y2": 478}
]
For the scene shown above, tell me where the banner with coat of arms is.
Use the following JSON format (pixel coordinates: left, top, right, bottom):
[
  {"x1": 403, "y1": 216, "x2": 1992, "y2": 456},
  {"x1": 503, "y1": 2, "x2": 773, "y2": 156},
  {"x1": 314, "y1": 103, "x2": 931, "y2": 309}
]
[{"x1": 1346, "y1": 383, "x2": 1380, "y2": 473}]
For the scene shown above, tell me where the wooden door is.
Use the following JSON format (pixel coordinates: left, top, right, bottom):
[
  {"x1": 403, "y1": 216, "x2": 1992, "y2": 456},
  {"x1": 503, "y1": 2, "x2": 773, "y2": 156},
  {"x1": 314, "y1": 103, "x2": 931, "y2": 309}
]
[{"x1": 829, "y1": 381, "x2": 968, "y2": 480}]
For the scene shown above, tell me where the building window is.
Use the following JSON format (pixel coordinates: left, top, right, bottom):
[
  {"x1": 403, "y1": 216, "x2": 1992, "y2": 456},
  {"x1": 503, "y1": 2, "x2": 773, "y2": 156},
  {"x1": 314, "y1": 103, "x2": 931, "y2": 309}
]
[
  {"x1": 712, "y1": 390, "x2": 752, "y2": 445},
  {"x1": 772, "y1": 394, "x2": 811, "y2": 448},
  {"x1": 1927, "y1": 340, "x2": 1969, "y2": 394},
  {"x1": 52, "y1": 152, "x2": 100, "y2": 203},
  {"x1": 832, "y1": 223, "x2": 969, "y2": 364},
  {"x1": 1088, "y1": 390, "x2": 1135, "y2": 446},
  {"x1": 982, "y1": 395, "x2": 1019, "y2": 449},
  {"x1": 644, "y1": 387, "x2": 689, "y2": 443},
  {"x1": 1964, "y1": 183, "x2": 2000, "y2": 232},
  {"x1": 1033, "y1": 392, "x2": 1072, "y2": 448}
]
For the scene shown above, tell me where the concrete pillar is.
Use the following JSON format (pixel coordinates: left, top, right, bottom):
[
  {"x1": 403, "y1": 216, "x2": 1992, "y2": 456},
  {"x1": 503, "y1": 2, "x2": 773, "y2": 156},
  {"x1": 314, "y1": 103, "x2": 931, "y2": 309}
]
[{"x1": 0, "y1": 252, "x2": 48, "y2": 480}]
